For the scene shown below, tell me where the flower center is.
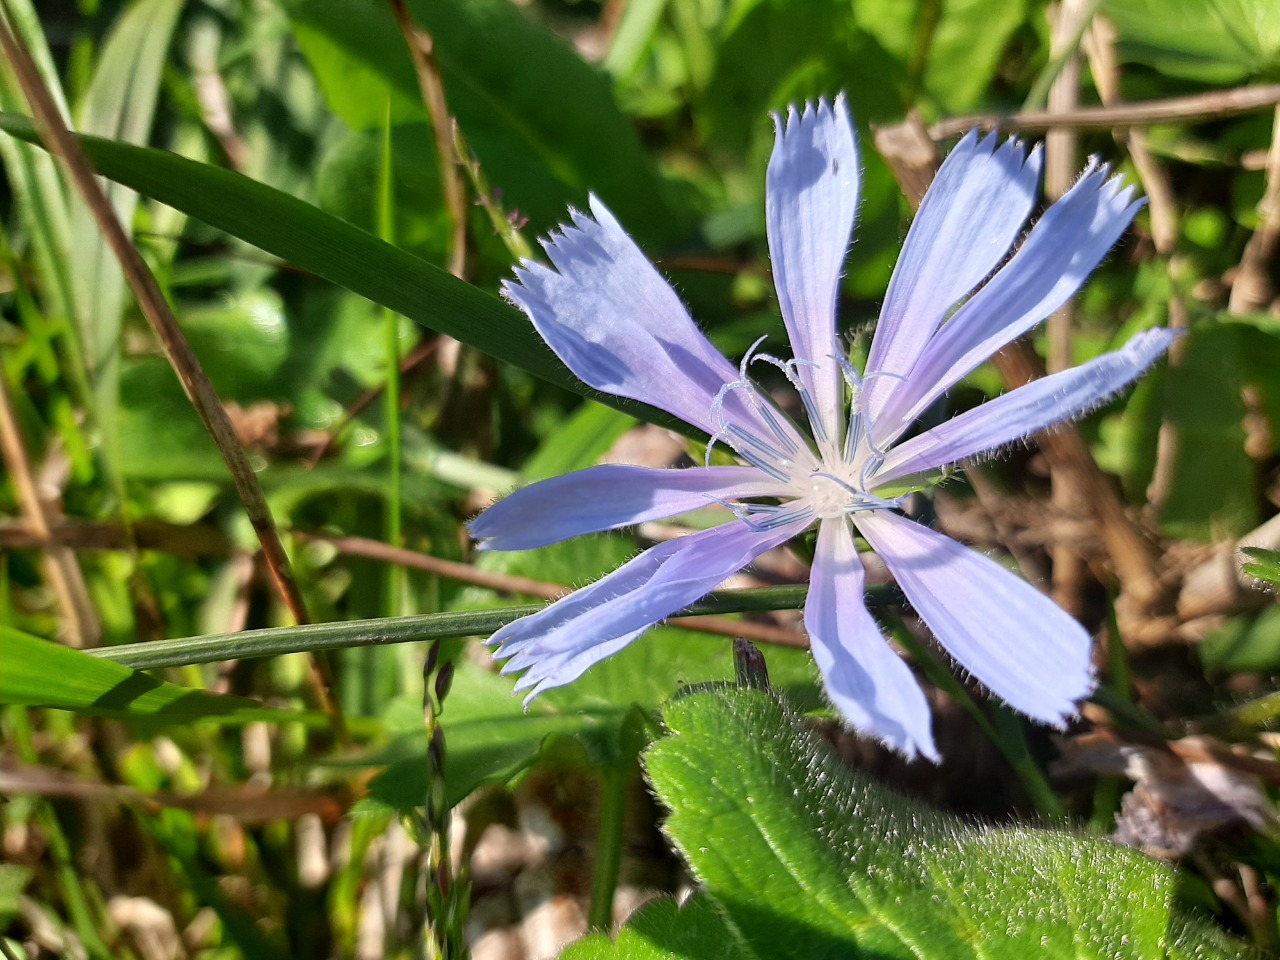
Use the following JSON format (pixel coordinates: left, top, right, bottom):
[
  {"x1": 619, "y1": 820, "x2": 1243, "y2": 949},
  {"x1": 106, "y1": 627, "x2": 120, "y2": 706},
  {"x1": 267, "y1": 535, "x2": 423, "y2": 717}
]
[
  {"x1": 805, "y1": 470, "x2": 863, "y2": 518},
  {"x1": 701, "y1": 340, "x2": 904, "y2": 531}
]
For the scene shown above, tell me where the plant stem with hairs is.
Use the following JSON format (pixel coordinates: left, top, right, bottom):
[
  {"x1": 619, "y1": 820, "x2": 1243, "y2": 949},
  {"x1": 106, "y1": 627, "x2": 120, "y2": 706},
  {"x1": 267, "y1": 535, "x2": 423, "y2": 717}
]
[{"x1": 416, "y1": 641, "x2": 468, "y2": 959}]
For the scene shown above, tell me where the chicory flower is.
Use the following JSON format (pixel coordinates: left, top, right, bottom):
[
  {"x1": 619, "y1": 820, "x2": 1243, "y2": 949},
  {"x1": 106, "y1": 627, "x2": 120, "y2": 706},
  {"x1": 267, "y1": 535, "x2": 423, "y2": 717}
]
[{"x1": 470, "y1": 95, "x2": 1174, "y2": 760}]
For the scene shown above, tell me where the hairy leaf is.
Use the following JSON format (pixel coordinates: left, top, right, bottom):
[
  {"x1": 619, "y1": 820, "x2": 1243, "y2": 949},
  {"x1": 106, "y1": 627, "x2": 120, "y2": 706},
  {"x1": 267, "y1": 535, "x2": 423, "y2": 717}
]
[{"x1": 571, "y1": 687, "x2": 1255, "y2": 959}]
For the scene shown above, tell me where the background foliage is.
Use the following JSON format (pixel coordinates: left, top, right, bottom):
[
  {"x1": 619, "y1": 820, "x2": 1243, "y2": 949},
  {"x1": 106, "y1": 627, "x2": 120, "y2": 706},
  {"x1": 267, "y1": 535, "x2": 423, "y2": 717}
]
[{"x1": 2, "y1": 0, "x2": 1279, "y2": 957}]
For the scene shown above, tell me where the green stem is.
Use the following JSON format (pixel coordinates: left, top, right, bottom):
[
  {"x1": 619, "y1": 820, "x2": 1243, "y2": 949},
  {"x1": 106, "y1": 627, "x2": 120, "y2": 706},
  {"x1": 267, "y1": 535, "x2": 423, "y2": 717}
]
[
  {"x1": 379, "y1": 102, "x2": 405, "y2": 623},
  {"x1": 1103, "y1": 598, "x2": 1132, "y2": 700},
  {"x1": 92, "y1": 584, "x2": 874, "y2": 671},
  {"x1": 1089, "y1": 775, "x2": 1126, "y2": 833},
  {"x1": 588, "y1": 760, "x2": 630, "y2": 930}
]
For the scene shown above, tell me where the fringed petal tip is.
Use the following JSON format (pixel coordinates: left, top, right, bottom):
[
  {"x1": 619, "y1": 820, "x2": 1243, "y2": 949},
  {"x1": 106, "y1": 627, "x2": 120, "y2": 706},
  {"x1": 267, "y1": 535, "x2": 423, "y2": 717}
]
[
  {"x1": 856, "y1": 511, "x2": 1097, "y2": 732},
  {"x1": 825, "y1": 679, "x2": 942, "y2": 763},
  {"x1": 806, "y1": 519, "x2": 941, "y2": 763},
  {"x1": 885, "y1": 725, "x2": 941, "y2": 764},
  {"x1": 1077, "y1": 158, "x2": 1147, "y2": 217},
  {"x1": 958, "y1": 127, "x2": 1043, "y2": 173},
  {"x1": 771, "y1": 94, "x2": 852, "y2": 140}
]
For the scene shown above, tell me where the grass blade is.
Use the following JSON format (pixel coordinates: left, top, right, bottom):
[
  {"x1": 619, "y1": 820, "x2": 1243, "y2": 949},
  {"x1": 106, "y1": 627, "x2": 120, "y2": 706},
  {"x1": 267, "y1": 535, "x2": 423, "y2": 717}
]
[{"x1": 0, "y1": 111, "x2": 679, "y2": 429}]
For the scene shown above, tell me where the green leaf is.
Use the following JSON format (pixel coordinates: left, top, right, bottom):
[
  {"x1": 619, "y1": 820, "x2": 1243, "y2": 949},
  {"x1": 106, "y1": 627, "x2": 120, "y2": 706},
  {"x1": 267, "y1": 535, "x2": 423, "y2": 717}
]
[
  {"x1": 560, "y1": 893, "x2": 749, "y2": 960},
  {"x1": 853, "y1": 0, "x2": 1031, "y2": 113},
  {"x1": 703, "y1": 0, "x2": 905, "y2": 152},
  {"x1": 601, "y1": 686, "x2": 1254, "y2": 959},
  {"x1": 0, "y1": 0, "x2": 76, "y2": 325},
  {"x1": 0, "y1": 112, "x2": 679, "y2": 431},
  {"x1": 521, "y1": 401, "x2": 637, "y2": 483},
  {"x1": 284, "y1": 0, "x2": 685, "y2": 242},
  {"x1": 1103, "y1": 0, "x2": 1280, "y2": 82},
  {"x1": 0, "y1": 627, "x2": 313, "y2": 725},
  {"x1": 1201, "y1": 606, "x2": 1280, "y2": 672},
  {"x1": 314, "y1": 122, "x2": 450, "y2": 263},
  {"x1": 71, "y1": 0, "x2": 183, "y2": 369},
  {"x1": 0, "y1": 864, "x2": 33, "y2": 924},
  {"x1": 69, "y1": 0, "x2": 184, "y2": 486},
  {"x1": 1112, "y1": 322, "x2": 1274, "y2": 541},
  {"x1": 1243, "y1": 546, "x2": 1280, "y2": 586}
]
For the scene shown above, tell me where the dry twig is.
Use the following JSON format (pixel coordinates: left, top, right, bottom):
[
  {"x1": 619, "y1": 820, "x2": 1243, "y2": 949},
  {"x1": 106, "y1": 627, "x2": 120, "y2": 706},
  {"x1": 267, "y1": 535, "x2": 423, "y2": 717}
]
[
  {"x1": 387, "y1": 0, "x2": 467, "y2": 280},
  {"x1": 0, "y1": 376, "x2": 99, "y2": 646},
  {"x1": 930, "y1": 83, "x2": 1280, "y2": 140},
  {"x1": 1043, "y1": 0, "x2": 1091, "y2": 617},
  {"x1": 1229, "y1": 104, "x2": 1280, "y2": 315}
]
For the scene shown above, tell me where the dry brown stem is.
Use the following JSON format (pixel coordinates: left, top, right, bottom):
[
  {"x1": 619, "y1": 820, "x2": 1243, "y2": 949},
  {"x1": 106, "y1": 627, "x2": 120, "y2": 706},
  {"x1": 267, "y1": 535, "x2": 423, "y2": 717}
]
[
  {"x1": 0, "y1": 765, "x2": 347, "y2": 824},
  {"x1": 930, "y1": 83, "x2": 1280, "y2": 140},
  {"x1": 388, "y1": 0, "x2": 467, "y2": 280},
  {"x1": 1044, "y1": 0, "x2": 1090, "y2": 617},
  {"x1": 0, "y1": 518, "x2": 232, "y2": 554},
  {"x1": 0, "y1": 376, "x2": 99, "y2": 646},
  {"x1": 1228, "y1": 104, "x2": 1280, "y2": 315}
]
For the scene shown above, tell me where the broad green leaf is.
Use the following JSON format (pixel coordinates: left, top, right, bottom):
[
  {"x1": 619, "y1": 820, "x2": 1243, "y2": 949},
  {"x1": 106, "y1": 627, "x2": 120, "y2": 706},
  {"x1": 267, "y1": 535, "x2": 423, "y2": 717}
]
[
  {"x1": 0, "y1": 113, "x2": 679, "y2": 430},
  {"x1": 314, "y1": 122, "x2": 450, "y2": 264},
  {"x1": 697, "y1": 0, "x2": 905, "y2": 297},
  {"x1": 1108, "y1": 322, "x2": 1276, "y2": 541},
  {"x1": 521, "y1": 401, "x2": 637, "y2": 483},
  {"x1": 561, "y1": 893, "x2": 749, "y2": 960},
  {"x1": 853, "y1": 0, "x2": 1031, "y2": 113},
  {"x1": 1151, "y1": 325, "x2": 1258, "y2": 539},
  {"x1": 118, "y1": 357, "x2": 223, "y2": 480},
  {"x1": 283, "y1": 0, "x2": 685, "y2": 242},
  {"x1": 1103, "y1": 0, "x2": 1280, "y2": 82},
  {"x1": 702, "y1": 0, "x2": 904, "y2": 151},
  {"x1": 620, "y1": 686, "x2": 1251, "y2": 959},
  {"x1": 0, "y1": 627, "x2": 313, "y2": 726}
]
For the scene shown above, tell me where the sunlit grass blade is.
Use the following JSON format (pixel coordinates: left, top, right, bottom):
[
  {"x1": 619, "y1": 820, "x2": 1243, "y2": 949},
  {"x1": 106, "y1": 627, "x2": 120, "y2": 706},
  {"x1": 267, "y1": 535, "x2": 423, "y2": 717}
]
[
  {"x1": 0, "y1": 627, "x2": 321, "y2": 725},
  {"x1": 69, "y1": 0, "x2": 183, "y2": 488},
  {"x1": 0, "y1": 111, "x2": 683, "y2": 430}
]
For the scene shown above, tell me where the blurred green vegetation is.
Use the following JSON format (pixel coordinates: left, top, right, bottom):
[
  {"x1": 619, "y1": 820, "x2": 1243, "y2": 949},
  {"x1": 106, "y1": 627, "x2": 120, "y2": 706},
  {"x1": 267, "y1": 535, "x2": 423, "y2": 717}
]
[{"x1": 2, "y1": 0, "x2": 1279, "y2": 957}]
